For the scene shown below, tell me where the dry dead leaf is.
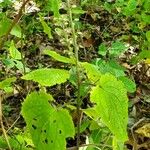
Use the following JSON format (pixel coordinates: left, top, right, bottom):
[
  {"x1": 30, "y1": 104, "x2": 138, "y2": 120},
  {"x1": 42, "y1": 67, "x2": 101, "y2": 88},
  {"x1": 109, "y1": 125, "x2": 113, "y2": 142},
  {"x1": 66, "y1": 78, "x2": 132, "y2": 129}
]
[{"x1": 135, "y1": 123, "x2": 150, "y2": 138}]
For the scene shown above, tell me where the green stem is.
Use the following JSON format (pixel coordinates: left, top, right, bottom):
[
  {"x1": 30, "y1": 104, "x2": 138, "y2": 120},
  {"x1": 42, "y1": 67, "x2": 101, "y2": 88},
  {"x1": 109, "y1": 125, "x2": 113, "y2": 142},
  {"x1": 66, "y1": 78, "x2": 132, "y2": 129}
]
[{"x1": 66, "y1": 0, "x2": 81, "y2": 149}]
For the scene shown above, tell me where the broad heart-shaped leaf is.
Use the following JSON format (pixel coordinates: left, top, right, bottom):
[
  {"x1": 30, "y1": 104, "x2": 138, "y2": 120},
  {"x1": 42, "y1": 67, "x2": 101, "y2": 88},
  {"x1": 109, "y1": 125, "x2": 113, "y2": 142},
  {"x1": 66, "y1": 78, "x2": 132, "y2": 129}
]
[
  {"x1": 21, "y1": 91, "x2": 75, "y2": 150},
  {"x1": 22, "y1": 68, "x2": 70, "y2": 86},
  {"x1": 43, "y1": 49, "x2": 75, "y2": 64},
  {"x1": 90, "y1": 74, "x2": 128, "y2": 141}
]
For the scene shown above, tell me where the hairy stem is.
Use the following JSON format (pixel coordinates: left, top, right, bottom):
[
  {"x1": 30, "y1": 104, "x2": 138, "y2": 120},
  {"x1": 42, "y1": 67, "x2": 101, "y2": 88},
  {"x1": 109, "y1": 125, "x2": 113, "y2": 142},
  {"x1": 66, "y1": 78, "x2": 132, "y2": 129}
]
[{"x1": 66, "y1": 0, "x2": 81, "y2": 149}]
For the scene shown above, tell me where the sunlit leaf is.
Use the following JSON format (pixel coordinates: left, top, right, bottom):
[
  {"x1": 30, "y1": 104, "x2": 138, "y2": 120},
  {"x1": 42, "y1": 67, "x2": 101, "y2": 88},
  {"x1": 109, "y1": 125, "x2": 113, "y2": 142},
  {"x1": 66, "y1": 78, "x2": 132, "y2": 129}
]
[
  {"x1": 90, "y1": 74, "x2": 128, "y2": 141},
  {"x1": 11, "y1": 25, "x2": 22, "y2": 38},
  {"x1": 43, "y1": 49, "x2": 75, "y2": 64},
  {"x1": 0, "y1": 17, "x2": 11, "y2": 37},
  {"x1": 9, "y1": 41, "x2": 21, "y2": 60},
  {"x1": 22, "y1": 91, "x2": 75, "y2": 150},
  {"x1": 0, "y1": 77, "x2": 16, "y2": 92},
  {"x1": 146, "y1": 31, "x2": 150, "y2": 42},
  {"x1": 22, "y1": 68, "x2": 70, "y2": 86}
]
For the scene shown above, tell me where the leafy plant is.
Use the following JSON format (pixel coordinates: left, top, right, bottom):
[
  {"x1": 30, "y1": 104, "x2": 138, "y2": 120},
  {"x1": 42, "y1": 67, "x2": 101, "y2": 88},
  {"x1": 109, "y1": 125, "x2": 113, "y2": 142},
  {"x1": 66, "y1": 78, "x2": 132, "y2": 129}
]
[{"x1": 22, "y1": 91, "x2": 75, "y2": 150}]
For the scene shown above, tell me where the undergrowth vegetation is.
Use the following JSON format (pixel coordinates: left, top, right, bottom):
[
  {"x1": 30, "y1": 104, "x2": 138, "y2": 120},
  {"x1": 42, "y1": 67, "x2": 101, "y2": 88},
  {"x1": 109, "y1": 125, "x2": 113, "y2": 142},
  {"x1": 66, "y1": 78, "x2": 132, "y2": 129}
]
[{"x1": 0, "y1": 0, "x2": 150, "y2": 150}]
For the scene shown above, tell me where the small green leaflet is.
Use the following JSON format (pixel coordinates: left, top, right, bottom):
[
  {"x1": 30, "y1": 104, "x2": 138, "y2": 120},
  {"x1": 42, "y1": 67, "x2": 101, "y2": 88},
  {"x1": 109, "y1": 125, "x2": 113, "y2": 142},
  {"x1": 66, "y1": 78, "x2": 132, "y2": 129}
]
[
  {"x1": 0, "y1": 17, "x2": 11, "y2": 37},
  {"x1": 9, "y1": 41, "x2": 21, "y2": 60},
  {"x1": 109, "y1": 41, "x2": 127, "y2": 57},
  {"x1": 98, "y1": 43, "x2": 107, "y2": 56},
  {"x1": 43, "y1": 49, "x2": 75, "y2": 64},
  {"x1": 22, "y1": 68, "x2": 70, "y2": 86},
  {"x1": 141, "y1": 13, "x2": 150, "y2": 24},
  {"x1": 90, "y1": 74, "x2": 128, "y2": 141},
  {"x1": 71, "y1": 7, "x2": 85, "y2": 14},
  {"x1": 21, "y1": 91, "x2": 75, "y2": 150},
  {"x1": 49, "y1": 0, "x2": 60, "y2": 17},
  {"x1": 146, "y1": 31, "x2": 150, "y2": 42},
  {"x1": 0, "y1": 77, "x2": 16, "y2": 93},
  {"x1": 139, "y1": 50, "x2": 150, "y2": 59},
  {"x1": 39, "y1": 15, "x2": 52, "y2": 39},
  {"x1": 11, "y1": 25, "x2": 22, "y2": 38}
]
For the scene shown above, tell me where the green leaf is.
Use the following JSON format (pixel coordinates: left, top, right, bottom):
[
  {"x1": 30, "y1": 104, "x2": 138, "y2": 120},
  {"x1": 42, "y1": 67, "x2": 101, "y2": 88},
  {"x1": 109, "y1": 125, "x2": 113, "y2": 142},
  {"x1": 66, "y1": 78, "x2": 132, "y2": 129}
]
[
  {"x1": 22, "y1": 68, "x2": 70, "y2": 86},
  {"x1": 141, "y1": 13, "x2": 150, "y2": 24},
  {"x1": 90, "y1": 74, "x2": 128, "y2": 141},
  {"x1": 71, "y1": 7, "x2": 85, "y2": 14},
  {"x1": 0, "y1": 17, "x2": 11, "y2": 37},
  {"x1": 98, "y1": 43, "x2": 107, "y2": 56},
  {"x1": 118, "y1": 76, "x2": 136, "y2": 93},
  {"x1": 146, "y1": 31, "x2": 150, "y2": 42},
  {"x1": 0, "y1": 77, "x2": 16, "y2": 92},
  {"x1": 39, "y1": 16, "x2": 52, "y2": 39},
  {"x1": 143, "y1": 1, "x2": 150, "y2": 11},
  {"x1": 49, "y1": 0, "x2": 60, "y2": 17},
  {"x1": 109, "y1": 41, "x2": 127, "y2": 56},
  {"x1": 11, "y1": 25, "x2": 22, "y2": 38},
  {"x1": 96, "y1": 59, "x2": 125, "y2": 77},
  {"x1": 21, "y1": 91, "x2": 75, "y2": 150},
  {"x1": 139, "y1": 50, "x2": 150, "y2": 59},
  {"x1": 113, "y1": 137, "x2": 124, "y2": 150},
  {"x1": 123, "y1": 0, "x2": 137, "y2": 16},
  {"x1": 9, "y1": 41, "x2": 21, "y2": 60},
  {"x1": 43, "y1": 50, "x2": 75, "y2": 64},
  {"x1": 81, "y1": 62, "x2": 101, "y2": 83}
]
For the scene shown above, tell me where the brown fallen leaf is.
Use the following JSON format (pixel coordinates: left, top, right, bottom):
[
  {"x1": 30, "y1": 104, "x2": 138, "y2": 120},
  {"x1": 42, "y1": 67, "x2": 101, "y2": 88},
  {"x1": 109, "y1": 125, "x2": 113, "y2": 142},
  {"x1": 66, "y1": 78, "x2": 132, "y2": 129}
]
[{"x1": 135, "y1": 123, "x2": 150, "y2": 138}]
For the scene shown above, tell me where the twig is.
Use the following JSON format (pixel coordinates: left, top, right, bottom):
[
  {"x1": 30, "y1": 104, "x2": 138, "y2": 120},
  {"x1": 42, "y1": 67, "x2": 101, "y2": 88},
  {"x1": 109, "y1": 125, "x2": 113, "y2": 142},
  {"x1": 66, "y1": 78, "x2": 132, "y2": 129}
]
[
  {"x1": 6, "y1": 115, "x2": 20, "y2": 133},
  {"x1": 0, "y1": 91, "x2": 12, "y2": 150}
]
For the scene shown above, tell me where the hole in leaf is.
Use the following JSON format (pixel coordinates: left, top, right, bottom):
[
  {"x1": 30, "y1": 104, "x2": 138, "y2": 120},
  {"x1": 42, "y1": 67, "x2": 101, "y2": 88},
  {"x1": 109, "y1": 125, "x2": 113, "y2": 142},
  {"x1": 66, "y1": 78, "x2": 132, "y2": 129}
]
[
  {"x1": 51, "y1": 140, "x2": 53, "y2": 143},
  {"x1": 33, "y1": 118, "x2": 37, "y2": 121},
  {"x1": 45, "y1": 138, "x2": 48, "y2": 144},
  {"x1": 32, "y1": 124, "x2": 37, "y2": 130},
  {"x1": 44, "y1": 129, "x2": 47, "y2": 133},
  {"x1": 59, "y1": 130, "x2": 62, "y2": 134}
]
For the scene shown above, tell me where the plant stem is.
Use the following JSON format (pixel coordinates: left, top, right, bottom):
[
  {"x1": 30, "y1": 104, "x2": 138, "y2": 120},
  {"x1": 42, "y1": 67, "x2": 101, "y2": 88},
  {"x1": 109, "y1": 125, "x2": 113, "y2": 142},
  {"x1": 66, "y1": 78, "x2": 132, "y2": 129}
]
[
  {"x1": 0, "y1": 91, "x2": 12, "y2": 150},
  {"x1": 66, "y1": 0, "x2": 81, "y2": 149},
  {"x1": 20, "y1": 0, "x2": 26, "y2": 75}
]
